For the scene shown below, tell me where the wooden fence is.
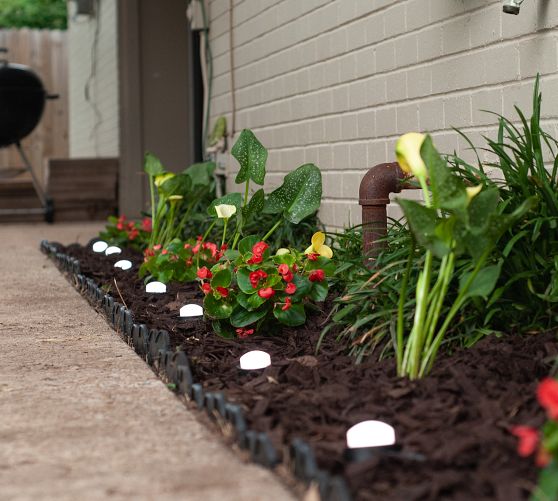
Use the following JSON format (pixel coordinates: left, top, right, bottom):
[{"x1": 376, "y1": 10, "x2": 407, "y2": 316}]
[{"x1": 0, "y1": 29, "x2": 68, "y2": 188}]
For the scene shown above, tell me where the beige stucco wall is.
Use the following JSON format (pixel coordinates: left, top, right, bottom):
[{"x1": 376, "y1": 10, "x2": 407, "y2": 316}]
[
  {"x1": 67, "y1": 0, "x2": 119, "y2": 158},
  {"x1": 208, "y1": 0, "x2": 558, "y2": 229}
]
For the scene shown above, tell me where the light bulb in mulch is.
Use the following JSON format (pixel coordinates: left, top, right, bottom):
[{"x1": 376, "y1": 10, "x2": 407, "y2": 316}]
[
  {"x1": 344, "y1": 420, "x2": 398, "y2": 463},
  {"x1": 92, "y1": 241, "x2": 108, "y2": 253},
  {"x1": 239, "y1": 350, "x2": 271, "y2": 370},
  {"x1": 179, "y1": 304, "x2": 203, "y2": 318},
  {"x1": 146, "y1": 281, "x2": 166, "y2": 293},
  {"x1": 114, "y1": 260, "x2": 133, "y2": 271},
  {"x1": 105, "y1": 246, "x2": 122, "y2": 256}
]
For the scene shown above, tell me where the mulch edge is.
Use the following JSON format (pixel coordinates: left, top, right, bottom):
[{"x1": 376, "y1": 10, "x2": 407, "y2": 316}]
[{"x1": 41, "y1": 240, "x2": 352, "y2": 501}]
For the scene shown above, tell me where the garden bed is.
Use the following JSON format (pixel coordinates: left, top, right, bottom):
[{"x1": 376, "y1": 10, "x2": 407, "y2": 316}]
[{"x1": 45, "y1": 240, "x2": 555, "y2": 501}]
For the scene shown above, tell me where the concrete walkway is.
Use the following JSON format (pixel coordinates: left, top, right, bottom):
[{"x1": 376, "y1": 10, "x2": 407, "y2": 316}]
[{"x1": 0, "y1": 223, "x2": 295, "y2": 501}]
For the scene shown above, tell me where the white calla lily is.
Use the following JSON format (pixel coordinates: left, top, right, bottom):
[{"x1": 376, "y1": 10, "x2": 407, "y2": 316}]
[{"x1": 215, "y1": 204, "x2": 237, "y2": 219}]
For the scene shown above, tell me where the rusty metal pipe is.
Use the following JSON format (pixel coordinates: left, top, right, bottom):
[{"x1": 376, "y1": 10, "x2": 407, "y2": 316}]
[{"x1": 359, "y1": 162, "x2": 406, "y2": 263}]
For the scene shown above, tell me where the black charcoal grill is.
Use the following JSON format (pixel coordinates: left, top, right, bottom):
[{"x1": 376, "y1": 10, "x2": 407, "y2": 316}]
[{"x1": 0, "y1": 47, "x2": 58, "y2": 221}]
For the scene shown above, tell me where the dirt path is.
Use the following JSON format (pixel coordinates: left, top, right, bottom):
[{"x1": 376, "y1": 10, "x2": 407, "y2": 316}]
[{"x1": 0, "y1": 223, "x2": 295, "y2": 501}]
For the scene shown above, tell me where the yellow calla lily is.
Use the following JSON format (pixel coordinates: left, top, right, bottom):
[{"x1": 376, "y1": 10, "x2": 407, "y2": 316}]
[
  {"x1": 304, "y1": 231, "x2": 333, "y2": 258},
  {"x1": 395, "y1": 132, "x2": 427, "y2": 179},
  {"x1": 154, "y1": 172, "x2": 175, "y2": 187},
  {"x1": 214, "y1": 204, "x2": 237, "y2": 219},
  {"x1": 466, "y1": 184, "x2": 482, "y2": 203}
]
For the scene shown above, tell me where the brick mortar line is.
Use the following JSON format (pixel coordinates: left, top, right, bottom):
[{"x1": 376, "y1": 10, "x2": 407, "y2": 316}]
[
  {"x1": 213, "y1": 73, "x2": 558, "y2": 134},
  {"x1": 210, "y1": 29, "x2": 556, "y2": 108},
  {"x1": 213, "y1": 0, "x2": 502, "y2": 82}
]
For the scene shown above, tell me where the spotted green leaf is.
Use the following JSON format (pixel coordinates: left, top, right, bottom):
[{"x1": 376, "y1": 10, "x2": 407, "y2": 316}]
[
  {"x1": 264, "y1": 164, "x2": 322, "y2": 224},
  {"x1": 232, "y1": 129, "x2": 267, "y2": 185}
]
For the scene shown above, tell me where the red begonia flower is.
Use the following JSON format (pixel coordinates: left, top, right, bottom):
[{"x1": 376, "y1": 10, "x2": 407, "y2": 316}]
[
  {"x1": 281, "y1": 297, "x2": 292, "y2": 311},
  {"x1": 215, "y1": 286, "x2": 229, "y2": 297},
  {"x1": 537, "y1": 378, "x2": 558, "y2": 419},
  {"x1": 252, "y1": 241, "x2": 269, "y2": 256},
  {"x1": 511, "y1": 425, "x2": 539, "y2": 457},
  {"x1": 201, "y1": 283, "x2": 211, "y2": 295},
  {"x1": 197, "y1": 267, "x2": 213, "y2": 279},
  {"x1": 285, "y1": 283, "x2": 297, "y2": 294},
  {"x1": 309, "y1": 269, "x2": 325, "y2": 282},
  {"x1": 258, "y1": 287, "x2": 275, "y2": 299}
]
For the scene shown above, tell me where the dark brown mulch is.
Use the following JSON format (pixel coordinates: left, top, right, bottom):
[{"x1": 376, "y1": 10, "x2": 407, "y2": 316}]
[{"x1": 63, "y1": 242, "x2": 557, "y2": 501}]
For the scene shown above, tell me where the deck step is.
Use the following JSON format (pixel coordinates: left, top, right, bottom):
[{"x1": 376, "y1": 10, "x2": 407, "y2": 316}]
[{"x1": 0, "y1": 173, "x2": 44, "y2": 222}]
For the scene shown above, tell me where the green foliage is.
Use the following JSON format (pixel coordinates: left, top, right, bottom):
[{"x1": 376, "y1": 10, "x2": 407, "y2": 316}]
[
  {"x1": 144, "y1": 153, "x2": 216, "y2": 249},
  {"x1": 0, "y1": 0, "x2": 67, "y2": 30},
  {"x1": 139, "y1": 237, "x2": 222, "y2": 284},
  {"x1": 324, "y1": 76, "x2": 557, "y2": 373},
  {"x1": 99, "y1": 215, "x2": 151, "y2": 252},
  {"x1": 451, "y1": 75, "x2": 558, "y2": 332},
  {"x1": 232, "y1": 129, "x2": 267, "y2": 185},
  {"x1": 201, "y1": 239, "x2": 333, "y2": 338},
  {"x1": 264, "y1": 164, "x2": 323, "y2": 224}
]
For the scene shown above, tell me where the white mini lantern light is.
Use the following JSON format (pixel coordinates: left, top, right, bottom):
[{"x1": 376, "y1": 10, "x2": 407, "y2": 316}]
[
  {"x1": 146, "y1": 281, "x2": 167, "y2": 293},
  {"x1": 179, "y1": 304, "x2": 203, "y2": 318},
  {"x1": 105, "y1": 246, "x2": 122, "y2": 255},
  {"x1": 92, "y1": 241, "x2": 108, "y2": 253},
  {"x1": 114, "y1": 260, "x2": 133, "y2": 271},
  {"x1": 239, "y1": 350, "x2": 271, "y2": 370},
  {"x1": 346, "y1": 420, "x2": 396, "y2": 449}
]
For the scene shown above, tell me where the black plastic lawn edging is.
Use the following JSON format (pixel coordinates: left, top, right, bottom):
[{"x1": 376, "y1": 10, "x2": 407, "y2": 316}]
[{"x1": 40, "y1": 240, "x2": 352, "y2": 501}]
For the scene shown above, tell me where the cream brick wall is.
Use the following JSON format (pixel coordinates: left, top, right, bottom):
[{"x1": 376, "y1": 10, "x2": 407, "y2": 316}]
[
  {"x1": 68, "y1": 0, "x2": 119, "y2": 158},
  {"x1": 208, "y1": 0, "x2": 558, "y2": 229}
]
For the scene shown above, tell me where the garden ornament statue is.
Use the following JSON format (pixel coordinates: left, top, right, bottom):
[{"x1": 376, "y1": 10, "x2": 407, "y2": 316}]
[{"x1": 502, "y1": 0, "x2": 525, "y2": 15}]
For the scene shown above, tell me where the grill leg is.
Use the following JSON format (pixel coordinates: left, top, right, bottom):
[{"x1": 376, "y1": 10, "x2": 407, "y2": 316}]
[{"x1": 14, "y1": 141, "x2": 54, "y2": 223}]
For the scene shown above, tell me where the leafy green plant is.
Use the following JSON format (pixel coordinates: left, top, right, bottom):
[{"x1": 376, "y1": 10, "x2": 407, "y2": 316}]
[
  {"x1": 320, "y1": 222, "x2": 419, "y2": 363},
  {"x1": 99, "y1": 215, "x2": 152, "y2": 252},
  {"x1": 395, "y1": 133, "x2": 534, "y2": 378},
  {"x1": 209, "y1": 129, "x2": 323, "y2": 249},
  {"x1": 451, "y1": 76, "x2": 558, "y2": 332},
  {"x1": 512, "y1": 377, "x2": 558, "y2": 501},
  {"x1": 200, "y1": 234, "x2": 334, "y2": 338},
  {"x1": 139, "y1": 236, "x2": 224, "y2": 284},
  {"x1": 144, "y1": 153, "x2": 216, "y2": 249}
]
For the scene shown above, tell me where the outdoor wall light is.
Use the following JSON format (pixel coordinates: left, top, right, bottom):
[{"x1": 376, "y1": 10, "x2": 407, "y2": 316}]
[
  {"x1": 145, "y1": 281, "x2": 167, "y2": 294},
  {"x1": 105, "y1": 246, "x2": 122, "y2": 256},
  {"x1": 92, "y1": 240, "x2": 108, "y2": 253},
  {"x1": 239, "y1": 350, "x2": 271, "y2": 370},
  {"x1": 114, "y1": 260, "x2": 132, "y2": 271},
  {"x1": 503, "y1": 0, "x2": 525, "y2": 14},
  {"x1": 179, "y1": 304, "x2": 204, "y2": 318}
]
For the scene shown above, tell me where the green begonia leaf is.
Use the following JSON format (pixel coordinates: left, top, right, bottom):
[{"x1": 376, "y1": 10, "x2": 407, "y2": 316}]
[
  {"x1": 232, "y1": 129, "x2": 267, "y2": 185},
  {"x1": 230, "y1": 304, "x2": 268, "y2": 327},
  {"x1": 238, "y1": 235, "x2": 260, "y2": 255},
  {"x1": 273, "y1": 302, "x2": 306, "y2": 326},
  {"x1": 210, "y1": 268, "x2": 232, "y2": 288},
  {"x1": 264, "y1": 164, "x2": 322, "y2": 224},
  {"x1": 203, "y1": 294, "x2": 233, "y2": 319}
]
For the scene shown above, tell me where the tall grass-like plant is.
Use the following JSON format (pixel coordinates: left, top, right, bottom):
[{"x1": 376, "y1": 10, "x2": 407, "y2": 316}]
[{"x1": 451, "y1": 76, "x2": 558, "y2": 331}]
